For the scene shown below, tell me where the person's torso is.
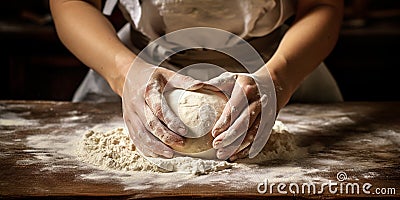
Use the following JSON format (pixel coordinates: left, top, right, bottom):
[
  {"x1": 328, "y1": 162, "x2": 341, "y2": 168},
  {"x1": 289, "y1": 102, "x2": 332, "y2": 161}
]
[{"x1": 118, "y1": 0, "x2": 296, "y2": 41}]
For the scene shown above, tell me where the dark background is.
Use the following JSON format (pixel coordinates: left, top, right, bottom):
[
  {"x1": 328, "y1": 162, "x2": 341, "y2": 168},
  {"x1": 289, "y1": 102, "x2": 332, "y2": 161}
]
[{"x1": 0, "y1": 0, "x2": 399, "y2": 101}]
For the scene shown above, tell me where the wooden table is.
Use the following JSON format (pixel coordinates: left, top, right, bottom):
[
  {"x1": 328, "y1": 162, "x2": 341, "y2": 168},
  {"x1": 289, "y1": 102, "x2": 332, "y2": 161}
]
[{"x1": 0, "y1": 101, "x2": 399, "y2": 199}]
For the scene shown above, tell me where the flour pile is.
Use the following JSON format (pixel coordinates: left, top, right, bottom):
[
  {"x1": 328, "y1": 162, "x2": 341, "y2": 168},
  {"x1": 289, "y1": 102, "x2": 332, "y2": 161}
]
[
  {"x1": 76, "y1": 128, "x2": 232, "y2": 174},
  {"x1": 76, "y1": 121, "x2": 302, "y2": 174},
  {"x1": 238, "y1": 121, "x2": 305, "y2": 164}
]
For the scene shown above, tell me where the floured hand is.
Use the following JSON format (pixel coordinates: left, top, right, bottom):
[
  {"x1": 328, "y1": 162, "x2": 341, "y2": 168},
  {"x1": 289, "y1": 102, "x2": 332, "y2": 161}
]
[
  {"x1": 123, "y1": 60, "x2": 203, "y2": 158},
  {"x1": 203, "y1": 71, "x2": 275, "y2": 161}
]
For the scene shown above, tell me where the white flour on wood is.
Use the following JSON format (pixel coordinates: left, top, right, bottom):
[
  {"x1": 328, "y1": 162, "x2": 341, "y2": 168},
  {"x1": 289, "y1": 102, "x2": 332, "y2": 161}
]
[
  {"x1": 76, "y1": 128, "x2": 232, "y2": 175},
  {"x1": 77, "y1": 89, "x2": 303, "y2": 175},
  {"x1": 18, "y1": 103, "x2": 398, "y2": 191},
  {"x1": 76, "y1": 120, "x2": 303, "y2": 175}
]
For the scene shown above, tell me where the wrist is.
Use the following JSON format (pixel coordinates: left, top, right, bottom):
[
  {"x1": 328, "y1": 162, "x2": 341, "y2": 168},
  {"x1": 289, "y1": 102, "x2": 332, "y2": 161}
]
[
  {"x1": 257, "y1": 55, "x2": 296, "y2": 112},
  {"x1": 106, "y1": 52, "x2": 135, "y2": 97},
  {"x1": 270, "y1": 71, "x2": 292, "y2": 112}
]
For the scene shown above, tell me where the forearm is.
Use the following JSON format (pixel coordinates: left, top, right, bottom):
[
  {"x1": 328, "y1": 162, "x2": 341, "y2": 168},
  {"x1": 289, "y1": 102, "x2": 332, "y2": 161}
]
[
  {"x1": 258, "y1": 0, "x2": 343, "y2": 110},
  {"x1": 49, "y1": 0, "x2": 135, "y2": 96}
]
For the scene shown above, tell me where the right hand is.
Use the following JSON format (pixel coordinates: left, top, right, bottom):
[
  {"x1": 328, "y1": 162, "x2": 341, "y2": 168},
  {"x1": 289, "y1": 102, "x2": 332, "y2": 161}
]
[
  {"x1": 122, "y1": 60, "x2": 203, "y2": 158},
  {"x1": 203, "y1": 71, "x2": 274, "y2": 161}
]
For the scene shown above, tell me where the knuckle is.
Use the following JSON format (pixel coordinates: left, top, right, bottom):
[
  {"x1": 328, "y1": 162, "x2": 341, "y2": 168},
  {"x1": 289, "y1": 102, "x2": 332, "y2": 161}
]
[
  {"x1": 159, "y1": 132, "x2": 172, "y2": 144},
  {"x1": 166, "y1": 118, "x2": 179, "y2": 129},
  {"x1": 153, "y1": 126, "x2": 173, "y2": 143},
  {"x1": 243, "y1": 84, "x2": 257, "y2": 94},
  {"x1": 148, "y1": 120, "x2": 157, "y2": 130},
  {"x1": 153, "y1": 127, "x2": 165, "y2": 139},
  {"x1": 242, "y1": 84, "x2": 252, "y2": 94},
  {"x1": 144, "y1": 84, "x2": 156, "y2": 98},
  {"x1": 153, "y1": 104, "x2": 164, "y2": 118}
]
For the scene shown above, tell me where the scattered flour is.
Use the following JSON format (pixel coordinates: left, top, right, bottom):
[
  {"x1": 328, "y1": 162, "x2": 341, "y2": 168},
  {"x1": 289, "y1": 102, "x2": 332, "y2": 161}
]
[
  {"x1": 76, "y1": 121, "x2": 303, "y2": 175},
  {"x1": 16, "y1": 104, "x2": 398, "y2": 191}
]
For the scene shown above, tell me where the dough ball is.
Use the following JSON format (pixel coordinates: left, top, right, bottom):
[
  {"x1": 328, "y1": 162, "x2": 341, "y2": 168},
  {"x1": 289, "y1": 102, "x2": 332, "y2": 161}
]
[{"x1": 164, "y1": 89, "x2": 227, "y2": 153}]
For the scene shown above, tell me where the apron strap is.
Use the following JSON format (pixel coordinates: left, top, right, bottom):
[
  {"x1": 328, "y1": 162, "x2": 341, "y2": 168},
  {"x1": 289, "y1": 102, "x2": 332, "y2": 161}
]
[{"x1": 103, "y1": 0, "x2": 118, "y2": 15}]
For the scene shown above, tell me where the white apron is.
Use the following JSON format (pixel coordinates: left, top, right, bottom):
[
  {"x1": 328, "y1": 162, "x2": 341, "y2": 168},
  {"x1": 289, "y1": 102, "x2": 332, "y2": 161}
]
[{"x1": 73, "y1": 0, "x2": 343, "y2": 103}]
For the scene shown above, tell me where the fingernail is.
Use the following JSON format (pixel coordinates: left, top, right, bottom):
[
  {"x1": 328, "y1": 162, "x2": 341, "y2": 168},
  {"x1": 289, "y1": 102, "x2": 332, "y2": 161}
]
[
  {"x1": 213, "y1": 140, "x2": 222, "y2": 149},
  {"x1": 212, "y1": 129, "x2": 218, "y2": 137},
  {"x1": 217, "y1": 149, "x2": 229, "y2": 160},
  {"x1": 212, "y1": 125, "x2": 222, "y2": 137}
]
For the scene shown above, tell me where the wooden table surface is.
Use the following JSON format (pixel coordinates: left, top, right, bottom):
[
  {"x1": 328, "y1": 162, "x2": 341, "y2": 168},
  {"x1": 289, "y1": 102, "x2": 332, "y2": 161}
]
[{"x1": 0, "y1": 100, "x2": 399, "y2": 199}]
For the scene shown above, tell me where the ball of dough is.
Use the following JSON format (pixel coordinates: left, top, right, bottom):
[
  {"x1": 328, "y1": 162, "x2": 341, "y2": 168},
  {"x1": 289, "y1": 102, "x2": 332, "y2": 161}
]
[{"x1": 164, "y1": 89, "x2": 227, "y2": 153}]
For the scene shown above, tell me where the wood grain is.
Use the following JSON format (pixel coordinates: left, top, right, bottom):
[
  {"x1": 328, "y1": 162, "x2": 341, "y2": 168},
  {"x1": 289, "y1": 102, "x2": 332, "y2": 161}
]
[{"x1": 0, "y1": 101, "x2": 399, "y2": 199}]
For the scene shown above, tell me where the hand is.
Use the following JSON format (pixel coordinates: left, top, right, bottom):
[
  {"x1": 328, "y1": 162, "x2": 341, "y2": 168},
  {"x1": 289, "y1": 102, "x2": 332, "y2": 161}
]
[
  {"x1": 204, "y1": 71, "x2": 276, "y2": 161},
  {"x1": 122, "y1": 60, "x2": 203, "y2": 158}
]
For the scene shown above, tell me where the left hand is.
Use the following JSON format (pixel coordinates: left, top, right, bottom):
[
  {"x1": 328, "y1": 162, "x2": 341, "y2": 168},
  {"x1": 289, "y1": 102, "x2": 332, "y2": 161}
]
[
  {"x1": 203, "y1": 71, "x2": 276, "y2": 161},
  {"x1": 122, "y1": 63, "x2": 203, "y2": 158}
]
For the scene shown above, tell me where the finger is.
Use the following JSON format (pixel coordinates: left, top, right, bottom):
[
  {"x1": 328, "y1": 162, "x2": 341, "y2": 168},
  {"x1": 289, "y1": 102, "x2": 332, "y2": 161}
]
[
  {"x1": 211, "y1": 100, "x2": 232, "y2": 137},
  {"x1": 242, "y1": 74, "x2": 260, "y2": 97},
  {"x1": 130, "y1": 98, "x2": 185, "y2": 147},
  {"x1": 131, "y1": 138, "x2": 159, "y2": 158},
  {"x1": 145, "y1": 75, "x2": 187, "y2": 136},
  {"x1": 212, "y1": 81, "x2": 248, "y2": 137},
  {"x1": 146, "y1": 69, "x2": 205, "y2": 135},
  {"x1": 229, "y1": 115, "x2": 261, "y2": 161},
  {"x1": 143, "y1": 105, "x2": 185, "y2": 148},
  {"x1": 248, "y1": 99, "x2": 262, "y2": 125},
  {"x1": 213, "y1": 74, "x2": 261, "y2": 137},
  {"x1": 213, "y1": 86, "x2": 261, "y2": 140},
  {"x1": 216, "y1": 133, "x2": 244, "y2": 160},
  {"x1": 124, "y1": 109, "x2": 174, "y2": 158},
  {"x1": 213, "y1": 105, "x2": 250, "y2": 149},
  {"x1": 229, "y1": 146, "x2": 250, "y2": 161},
  {"x1": 125, "y1": 110, "x2": 167, "y2": 158},
  {"x1": 217, "y1": 115, "x2": 260, "y2": 161},
  {"x1": 248, "y1": 119, "x2": 273, "y2": 159},
  {"x1": 213, "y1": 98, "x2": 261, "y2": 149}
]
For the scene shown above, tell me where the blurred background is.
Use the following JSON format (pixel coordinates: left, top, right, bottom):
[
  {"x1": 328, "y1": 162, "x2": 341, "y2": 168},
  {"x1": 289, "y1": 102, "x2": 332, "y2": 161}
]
[{"x1": 0, "y1": 0, "x2": 399, "y2": 101}]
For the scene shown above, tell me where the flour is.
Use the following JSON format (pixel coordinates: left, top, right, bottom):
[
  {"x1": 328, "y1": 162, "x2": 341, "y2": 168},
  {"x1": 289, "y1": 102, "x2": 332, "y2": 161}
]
[
  {"x1": 238, "y1": 121, "x2": 306, "y2": 164},
  {"x1": 76, "y1": 128, "x2": 161, "y2": 172},
  {"x1": 0, "y1": 112, "x2": 38, "y2": 126},
  {"x1": 76, "y1": 120, "x2": 302, "y2": 175},
  {"x1": 76, "y1": 128, "x2": 233, "y2": 175}
]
